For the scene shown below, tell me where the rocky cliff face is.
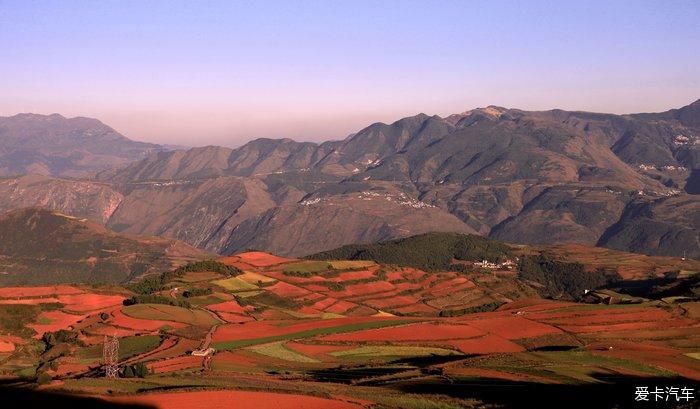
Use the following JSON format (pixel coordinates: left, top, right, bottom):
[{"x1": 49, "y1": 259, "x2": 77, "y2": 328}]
[{"x1": 1, "y1": 100, "x2": 698, "y2": 258}]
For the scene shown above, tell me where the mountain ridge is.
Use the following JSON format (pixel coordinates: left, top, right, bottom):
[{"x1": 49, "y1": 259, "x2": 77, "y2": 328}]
[
  {"x1": 1, "y1": 100, "x2": 698, "y2": 258},
  {"x1": 0, "y1": 113, "x2": 168, "y2": 177}
]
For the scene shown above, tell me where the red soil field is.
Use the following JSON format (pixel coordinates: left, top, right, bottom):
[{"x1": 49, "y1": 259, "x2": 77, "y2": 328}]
[
  {"x1": 0, "y1": 297, "x2": 61, "y2": 304},
  {"x1": 463, "y1": 316, "x2": 562, "y2": 340},
  {"x1": 449, "y1": 334, "x2": 524, "y2": 354},
  {"x1": 324, "y1": 300, "x2": 358, "y2": 314},
  {"x1": 347, "y1": 289, "x2": 408, "y2": 304},
  {"x1": 296, "y1": 292, "x2": 326, "y2": 303},
  {"x1": 428, "y1": 282, "x2": 477, "y2": 298},
  {"x1": 416, "y1": 275, "x2": 442, "y2": 288},
  {"x1": 342, "y1": 281, "x2": 394, "y2": 297},
  {"x1": 0, "y1": 285, "x2": 83, "y2": 298},
  {"x1": 319, "y1": 323, "x2": 484, "y2": 342},
  {"x1": 212, "y1": 351, "x2": 260, "y2": 368},
  {"x1": 28, "y1": 310, "x2": 87, "y2": 338},
  {"x1": 0, "y1": 334, "x2": 24, "y2": 346},
  {"x1": 86, "y1": 324, "x2": 139, "y2": 338},
  {"x1": 385, "y1": 271, "x2": 405, "y2": 281},
  {"x1": 391, "y1": 282, "x2": 423, "y2": 292},
  {"x1": 213, "y1": 317, "x2": 388, "y2": 343},
  {"x1": 207, "y1": 300, "x2": 247, "y2": 314},
  {"x1": 297, "y1": 306, "x2": 323, "y2": 315},
  {"x1": 57, "y1": 293, "x2": 125, "y2": 312},
  {"x1": 0, "y1": 340, "x2": 15, "y2": 352},
  {"x1": 148, "y1": 355, "x2": 203, "y2": 373},
  {"x1": 217, "y1": 312, "x2": 255, "y2": 323},
  {"x1": 266, "y1": 281, "x2": 311, "y2": 298},
  {"x1": 385, "y1": 268, "x2": 426, "y2": 282},
  {"x1": 109, "y1": 390, "x2": 365, "y2": 409},
  {"x1": 363, "y1": 295, "x2": 420, "y2": 310},
  {"x1": 220, "y1": 260, "x2": 256, "y2": 270},
  {"x1": 111, "y1": 308, "x2": 186, "y2": 331},
  {"x1": 303, "y1": 284, "x2": 334, "y2": 292},
  {"x1": 311, "y1": 297, "x2": 338, "y2": 311},
  {"x1": 323, "y1": 287, "x2": 386, "y2": 300},
  {"x1": 233, "y1": 251, "x2": 297, "y2": 267},
  {"x1": 428, "y1": 277, "x2": 472, "y2": 293},
  {"x1": 331, "y1": 269, "x2": 377, "y2": 282},
  {"x1": 392, "y1": 303, "x2": 439, "y2": 315}
]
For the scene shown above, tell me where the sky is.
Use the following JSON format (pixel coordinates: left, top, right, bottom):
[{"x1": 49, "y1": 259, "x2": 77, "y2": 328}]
[{"x1": 1, "y1": 1, "x2": 699, "y2": 147}]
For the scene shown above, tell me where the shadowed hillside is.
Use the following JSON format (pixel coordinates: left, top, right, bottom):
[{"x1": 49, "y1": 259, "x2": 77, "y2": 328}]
[{"x1": 0, "y1": 208, "x2": 209, "y2": 284}]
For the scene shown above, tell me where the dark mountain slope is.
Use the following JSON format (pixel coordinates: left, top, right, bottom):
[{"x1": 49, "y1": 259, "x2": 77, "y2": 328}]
[
  {"x1": 307, "y1": 232, "x2": 512, "y2": 271},
  {"x1": 0, "y1": 208, "x2": 209, "y2": 285},
  {"x1": 597, "y1": 195, "x2": 700, "y2": 259}
]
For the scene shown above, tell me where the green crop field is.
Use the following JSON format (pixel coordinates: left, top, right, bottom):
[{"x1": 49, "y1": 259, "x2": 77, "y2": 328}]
[
  {"x1": 77, "y1": 335, "x2": 162, "y2": 362},
  {"x1": 212, "y1": 277, "x2": 259, "y2": 292},
  {"x1": 238, "y1": 271, "x2": 277, "y2": 284},
  {"x1": 329, "y1": 260, "x2": 377, "y2": 270},
  {"x1": 331, "y1": 345, "x2": 461, "y2": 358},
  {"x1": 283, "y1": 261, "x2": 331, "y2": 274},
  {"x1": 247, "y1": 341, "x2": 319, "y2": 363}
]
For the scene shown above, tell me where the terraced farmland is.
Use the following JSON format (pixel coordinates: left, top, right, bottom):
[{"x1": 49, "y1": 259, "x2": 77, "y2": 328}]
[{"x1": 0, "y1": 251, "x2": 698, "y2": 409}]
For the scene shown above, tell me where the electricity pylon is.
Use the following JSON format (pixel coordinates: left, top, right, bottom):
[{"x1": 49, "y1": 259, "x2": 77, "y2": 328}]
[{"x1": 103, "y1": 335, "x2": 119, "y2": 378}]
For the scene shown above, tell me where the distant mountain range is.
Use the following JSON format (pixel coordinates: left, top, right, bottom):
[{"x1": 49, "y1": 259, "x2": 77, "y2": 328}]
[
  {"x1": 0, "y1": 113, "x2": 167, "y2": 177},
  {"x1": 0, "y1": 100, "x2": 698, "y2": 259}
]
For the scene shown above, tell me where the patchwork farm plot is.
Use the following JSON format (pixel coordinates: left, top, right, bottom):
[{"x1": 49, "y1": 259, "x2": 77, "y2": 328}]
[{"x1": 0, "y1": 251, "x2": 698, "y2": 409}]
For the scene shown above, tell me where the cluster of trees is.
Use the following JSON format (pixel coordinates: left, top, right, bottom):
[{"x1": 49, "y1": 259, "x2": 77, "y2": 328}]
[
  {"x1": 282, "y1": 270, "x2": 314, "y2": 278},
  {"x1": 122, "y1": 362, "x2": 149, "y2": 378},
  {"x1": 129, "y1": 260, "x2": 241, "y2": 295},
  {"x1": 308, "y1": 232, "x2": 512, "y2": 271},
  {"x1": 0, "y1": 303, "x2": 63, "y2": 338},
  {"x1": 182, "y1": 288, "x2": 213, "y2": 298},
  {"x1": 42, "y1": 329, "x2": 78, "y2": 347},
  {"x1": 171, "y1": 260, "x2": 241, "y2": 276},
  {"x1": 123, "y1": 294, "x2": 191, "y2": 308},
  {"x1": 518, "y1": 253, "x2": 618, "y2": 300}
]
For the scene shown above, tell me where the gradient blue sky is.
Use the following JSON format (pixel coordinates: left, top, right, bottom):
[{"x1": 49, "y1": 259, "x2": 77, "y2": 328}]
[{"x1": 1, "y1": 0, "x2": 698, "y2": 146}]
